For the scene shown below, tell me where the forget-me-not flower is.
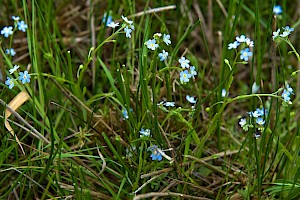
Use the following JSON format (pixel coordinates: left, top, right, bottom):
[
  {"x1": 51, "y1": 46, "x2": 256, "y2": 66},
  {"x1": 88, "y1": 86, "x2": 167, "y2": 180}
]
[
  {"x1": 240, "y1": 48, "x2": 252, "y2": 61},
  {"x1": 9, "y1": 65, "x2": 19, "y2": 74},
  {"x1": 228, "y1": 41, "x2": 240, "y2": 49},
  {"x1": 221, "y1": 89, "x2": 227, "y2": 97},
  {"x1": 102, "y1": 13, "x2": 113, "y2": 26},
  {"x1": 256, "y1": 117, "x2": 265, "y2": 125},
  {"x1": 145, "y1": 39, "x2": 158, "y2": 50},
  {"x1": 273, "y1": 5, "x2": 283, "y2": 15},
  {"x1": 124, "y1": 26, "x2": 132, "y2": 38},
  {"x1": 1, "y1": 26, "x2": 13, "y2": 38},
  {"x1": 12, "y1": 16, "x2": 20, "y2": 21},
  {"x1": 158, "y1": 50, "x2": 168, "y2": 61},
  {"x1": 107, "y1": 21, "x2": 119, "y2": 28},
  {"x1": 164, "y1": 101, "x2": 175, "y2": 107},
  {"x1": 179, "y1": 57, "x2": 190, "y2": 69},
  {"x1": 282, "y1": 89, "x2": 291, "y2": 102},
  {"x1": 236, "y1": 35, "x2": 247, "y2": 43},
  {"x1": 148, "y1": 145, "x2": 163, "y2": 161},
  {"x1": 18, "y1": 71, "x2": 31, "y2": 84},
  {"x1": 280, "y1": 26, "x2": 294, "y2": 37},
  {"x1": 5, "y1": 77, "x2": 14, "y2": 89},
  {"x1": 17, "y1": 21, "x2": 28, "y2": 32},
  {"x1": 163, "y1": 34, "x2": 171, "y2": 45},
  {"x1": 6, "y1": 48, "x2": 16, "y2": 56},
  {"x1": 186, "y1": 95, "x2": 196, "y2": 104},
  {"x1": 180, "y1": 70, "x2": 192, "y2": 83},
  {"x1": 139, "y1": 128, "x2": 151, "y2": 137},
  {"x1": 239, "y1": 118, "x2": 247, "y2": 127},
  {"x1": 272, "y1": 29, "x2": 280, "y2": 40},
  {"x1": 189, "y1": 66, "x2": 197, "y2": 78}
]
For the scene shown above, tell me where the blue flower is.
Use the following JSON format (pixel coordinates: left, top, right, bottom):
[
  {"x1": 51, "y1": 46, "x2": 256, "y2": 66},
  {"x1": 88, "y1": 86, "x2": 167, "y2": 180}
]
[
  {"x1": 239, "y1": 118, "x2": 247, "y2": 127},
  {"x1": 9, "y1": 65, "x2": 19, "y2": 74},
  {"x1": 102, "y1": 13, "x2": 113, "y2": 27},
  {"x1": 107, "y1": 21, "x2": 119, "y2": 28},
  {"x1": 180, "y1": 70, "x2": 192, "y2": 83},
  {"x1": 145, "y1": 39, "x2": 158, "y2": 50},
  {"x1": 6, "y1": 48, "x2": 16, "y2": 56},
  {"x1": 158, "y1": 50, "x2": 168, "y2": 61},
  {"x1": 148, "y1": 145, "x2": 163, "y2": 161},
  {"x1": 240, "y1": 48, "x2": 252, "y2": 61},
  {"x1": 5, "y1": 77, "x2": 14, "y2": 89},
  {"x1": 282, "y1": 89, "x2": 291, "y2": 102},
  {"x1": 286, "y1": 84, "x2": 294, "y2": 94},
  {"x1": 163, "y1": 34, "x2": 171, "y2": 45},
  {"x1": 139, "y1": 128, "x2": 151, "y2": 137},
  {"x1": 255, "y1": 108, "x2": 266, "y2": 117},
  {"x1": 12, "y1": 16, "x2": 20, "y2": 21},
  {"x1": 273, "y1": 5, "x2": 283, "y2": 15},
  {"x1": 17, "y1": 21, "x2": 28, "y2": 32},
  {"x1": 272, "y1": 29, "x2": 280, "y2": 40},
  {"x1": 189, "y1": 66, "x2": 197, "y2": 78},
  {"x1": 228, "y1": 41, "x2": 240, "y2": 49},
  {"x1": 122, "y1": 108, "x2": 133, "y2": 119},
  {"x1": 164, "y1": 101, "x2": 175, "y2": 107},
  {"x1": 186, "y1": 95, "x2": 196, "y2": 104},
  {"x1": 18, "y1": 71, "x2": 30, "y2": 84},
  {"x1": 178, "y1": 57, "x2": 190, "y2": 69},
  {"x1": 280, "y1": 26, "x2": 294, "y2": 37},
  {"x1": 124, "y1": 26, "x2": 132, "y2": 38},
  {"x1": 236, "y1": 35, "x2": 247, "y2": 43},
  {"x1": 256, "y1": 117, "x2": 265, "y2": 125},
  {"x1": 1, "y1": 26, "x2": 13, "y2": 38}
]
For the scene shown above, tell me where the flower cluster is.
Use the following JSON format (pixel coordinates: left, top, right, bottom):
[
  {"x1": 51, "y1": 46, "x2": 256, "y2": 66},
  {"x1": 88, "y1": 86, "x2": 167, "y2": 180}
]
[
  {"x1": 178, "y1": 57, "x2": 197, "y2": 84},
  {"x1": 144, "y1": 33, "x2": 171, "y2": 62},
  {"x1": 3, "y1": 16, "x2": 30, "y2": 90},
  {"x1": 121, "y1": 16, "x2": 134, "y2": 38},
  {"x1": 139, "y1": 128, "x2": 151, "y2": 137},
  {"x1": 272, "y1": 26, "x2": 294, "y2": 42},
  {"x1": 281, "y1": 84, "x2": 294, "y2": 104},
  {"x1": 228, "y1": 35, "x2": 254, "y2": 62},
  {"x1": 239, "y1": 107, "x2": 268, "y2": 134}
]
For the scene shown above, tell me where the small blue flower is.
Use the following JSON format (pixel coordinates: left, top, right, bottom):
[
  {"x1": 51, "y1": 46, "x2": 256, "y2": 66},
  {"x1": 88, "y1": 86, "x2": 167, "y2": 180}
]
[
  {"x1": 164, "y1": 101, "x2": 175, "y2": 107},
  {"x1": 163, "y1": 34, "x2": 171, "y2": 45},
  {"x1": 6, "y1": 48, "x2": 16, "y2": 56},
  {"x1": 124, "y1": 26, "x2": 132, "y2": 38},
  {"x1": 273, "y1": 5, "x2": 283, "y2": 15},
  {"x1": 247, "y1": 111, "x2": 253, "y2": 117},
  {"x1": 189, "y1": 66, "x2": 197, "y2": 79},
  {"x1": 240, "y1": 48, "x2": 252, "y2": 61},
  {"x1": 102, "y1": 13, "x2": 113, "y2": 27},
  {"x1": 158, "y1": 50, "x2": 168, "y2": 61},
  {"x1": 12, "y1": 16, "x2": 20, "y2": 21},
  {"x1": 236, "y1": 35, "x2": 247, "y2": 43},
  {"x1": 107, "y1": 21, "x2": 119, "y2": 28},
  {"x1": 255, "y1": 108, "x2": 266, "y2": 117},
  {"x1": 272, "y1": 29, "x2": 280, "y2": 40},
  {"x1": 179, "y1": 57, "x2": 190, "y2": 69},
  {"x1": 18, "y1": 70, "x2": 30, "y2": 84},
  {"x1": 9, "y1": 65, "x2": 19, "y2": 74},
  {"x1": 256, "y1": 117, "x2": 265, "y2": 125},
  {"x1": 239, "y1": 118, "x2": 247, "y2": 127},
  {"x1": 145, "y1": 39, "x2": 158, "y2": 50},
  {"x1": 122, "y1": 108, "x2": 133, "y2": 119},
  {"x1": 186, "y1": 95, "x2": 196, "y2": 104},
  {"x1": 180, "y1": 70, "x2": 192, "y2": 83},
  {"x1": 286, "y1": 84, "x2": 294, "y2": 94},
  {"x1": 148, "y1": 145, "x2": 163, "y2": 161},
  {"x1": 1, "y1": 26, "x2": 13, "y2": 38},
  {"x1": 280, "y1": 26, "x2": 294, "y2": 37},
  {"x1": 282, "y1": 89, "x2": 291, "y2": 102},
  {"x1": 5, "y1": 77, "x2": 14, "y2": 89},
  {"x1": 139, "y1": 128, "x2": 151, "y2": 137},
  {"x1": 228, "y1": 41, "x2": 240, "y2": 49},
  {"x1": 17, "y1": 21, "x2": 28, "y2": 32}
]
